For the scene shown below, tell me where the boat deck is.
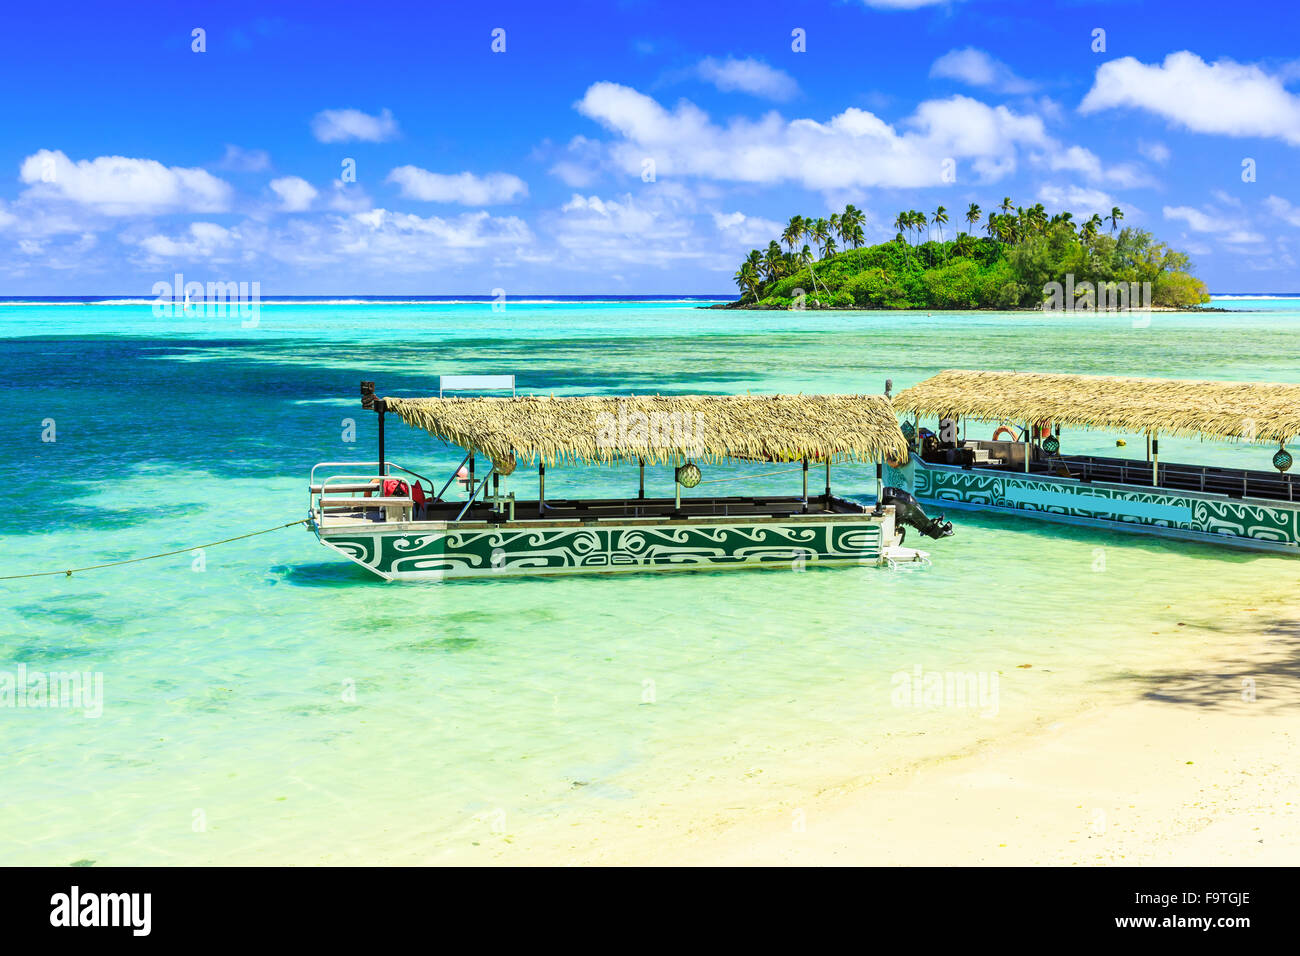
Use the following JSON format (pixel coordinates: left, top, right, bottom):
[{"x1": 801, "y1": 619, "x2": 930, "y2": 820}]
[{"x1": 316, "y1": 494, "x2": 876, "y2": 529}]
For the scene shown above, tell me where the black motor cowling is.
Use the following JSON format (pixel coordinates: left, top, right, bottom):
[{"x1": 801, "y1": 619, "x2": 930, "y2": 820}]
[{"x1": 882, "y1": 487, "x2": 954, "y2": 540}]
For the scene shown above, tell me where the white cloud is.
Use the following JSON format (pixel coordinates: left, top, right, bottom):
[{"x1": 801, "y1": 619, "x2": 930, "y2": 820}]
[
  {"x1": 711, "y1": 210, "x2": 784, "y2": 247},
  {"x1": 547, "y1": 136, "x2": 605, "y2": 187},
  {"x1": 327, "y1": 180, "x2": 373, "y2": 213},
  {"x1": 135, "y1": 222, "x2": 239, "y2": 260},
  {"x1": 1041, "y1": 145, "x2": 1152, "y2": 188},
  {"x1": 930, "y1": 48, "x2": 1036, "y2": 94},
  {"x1": 310, "y1": 108, "x2": 399, "y2": 143},
  {"x1": 1163, "y1": 204, "x2": 1263, "y2": 243},
  {"x1": 574, "y1": 82, "x2": 1054, "y2": 190},
  {"x1": 386, "y1": 166, "x2": 528, "y2": 204},
  {"x1": 547, "y1": 191, "x2": 718, "y2": 268},
  {"x1": 1138, "y1": 140, "x2": 1171, "y2": 164},
  {"x1": 1036, "y1": 184, "x2": 1122, "y2": 218},
  {"x1": 861, "y1": 0, "x2": 951, "y2": 8},
  {"x1": 1080, "y1": 52, "x2": 1300, "y2": 145},
  {"x1": 218, "y1": 144, "x2": 271, "y2": 172},
  {"x1": 1163, "y1": 205, "x2": 1220, "y2": 232},
  {"x1": 269, "y1": 176, "x2": 318, "y2": 212},
  {"x1": 19, "y1": 149, "x2": 232, "y2": 214},
  {"x1": 131, "y1": 209, "x2": 532, "y2": 270},
  {"x1": 697, "y1": 57, "x2": 799, "y2": 101},
  {"x1": 1266, "y1": 195, "x2": 1300, "y2": 227}
]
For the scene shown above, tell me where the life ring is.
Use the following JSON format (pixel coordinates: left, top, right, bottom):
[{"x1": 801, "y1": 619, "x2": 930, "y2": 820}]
[{"x1": 991, "y1": 425, "x2": 1021, "y2": 442}]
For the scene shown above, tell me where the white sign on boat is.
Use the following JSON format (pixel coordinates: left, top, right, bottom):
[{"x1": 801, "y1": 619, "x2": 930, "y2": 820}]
[{"x1": 439, "y1": 374, "x2": 515, "y2": 396}]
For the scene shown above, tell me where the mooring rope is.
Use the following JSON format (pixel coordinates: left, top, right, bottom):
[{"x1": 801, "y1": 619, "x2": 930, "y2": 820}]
[
  {"x1": 697, "y1": 468, "x2": 803, "y2": 485},
  {"x1": 0, "y1": 518, "x2": 309, "y2": 581}
]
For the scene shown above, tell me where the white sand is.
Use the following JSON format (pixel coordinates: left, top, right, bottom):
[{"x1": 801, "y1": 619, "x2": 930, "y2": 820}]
[{"x1": 476, "y1": 617, "x2": 1300, "y2": 866}]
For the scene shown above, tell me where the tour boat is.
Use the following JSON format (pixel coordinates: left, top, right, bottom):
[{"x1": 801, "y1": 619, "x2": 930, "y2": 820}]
[
  {"x1": 889, "y1": 370, "x2": 1300, "y2": 553},
  {"x1": 307, "y1": 380, "x2": 953, "y2": 581}
]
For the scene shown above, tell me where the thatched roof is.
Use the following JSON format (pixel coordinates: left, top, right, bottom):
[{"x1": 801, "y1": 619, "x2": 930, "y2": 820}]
[
  {"x1": 383, "y1": 394, "x2": 907, "y2": 467},
  {"x1": 894, "y1": 370, "x2": 1300, "y2": 443}
]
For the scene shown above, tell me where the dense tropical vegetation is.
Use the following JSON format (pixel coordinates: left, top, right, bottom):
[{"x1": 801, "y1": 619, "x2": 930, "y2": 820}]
[{"x1": 725, "y1": 200, "x2": 1211, "y2": 310}]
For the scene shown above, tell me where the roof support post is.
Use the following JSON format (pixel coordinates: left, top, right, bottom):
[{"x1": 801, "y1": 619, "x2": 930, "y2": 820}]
[
  {"x1": 1152, "y1": 433, "x2": 1159, "y2": 487},
  {"x1": 638, "y1": 458, "x2": 645, "y2": 500},
  {"x1": 801, "y1": 457, "x2": 809, "y2": 514},
  {"x1": 824, "y1": 457, "x2": 832, "y2": 510},
  {"x1": 538, "y1": 462, "x2": 545, "y2": 516},
  {"x1": 873, "y1": 460, "x2": 884, "y2": 516},
  {"x1": 361, "y1": 381, "x2": 387, "y2": 477}
]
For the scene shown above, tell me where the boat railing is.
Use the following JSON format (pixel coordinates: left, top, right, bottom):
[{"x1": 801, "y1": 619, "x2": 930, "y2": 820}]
[
  {"x1": 309, "y1": 460, "x2": 438, "y2": 516},
  {"x1": 308, "y1": 460, "x2": 435, "y2": 494},
  {"x1": 309, "y1": 464, "x2": 417, "y2": 524},
  {"x1": 1037, "y1": 454, "x2": 1297, "y2": 502}
]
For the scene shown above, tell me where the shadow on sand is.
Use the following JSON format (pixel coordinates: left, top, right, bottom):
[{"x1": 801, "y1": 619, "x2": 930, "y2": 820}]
[{"x1": 1107, "y1": 615, "x2": 1300, "y2": 713}]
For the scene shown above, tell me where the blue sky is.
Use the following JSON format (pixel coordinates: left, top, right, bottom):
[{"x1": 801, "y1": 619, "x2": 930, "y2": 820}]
[{"x1": 2, "y1": 0, "x2": 1298, "y2": 294}]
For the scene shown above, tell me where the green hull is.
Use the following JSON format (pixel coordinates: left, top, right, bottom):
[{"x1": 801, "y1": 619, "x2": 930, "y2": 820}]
[
  {"x1": 891, "y1": 460, "x2": 1300, "y2": 552},
  {"x1": 317, "y1": 518, "x2": 890, "y2": 580}
]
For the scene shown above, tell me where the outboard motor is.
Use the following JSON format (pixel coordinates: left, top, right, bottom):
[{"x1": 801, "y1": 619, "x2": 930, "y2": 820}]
[{"x1": 882, "y1": 487, "x2": 954, "y2": 540}]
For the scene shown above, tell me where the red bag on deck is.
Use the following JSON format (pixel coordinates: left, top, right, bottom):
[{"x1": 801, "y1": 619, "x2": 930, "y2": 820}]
[{"x1": 381, "y1": 478, "x2": 426, "y2": 505}]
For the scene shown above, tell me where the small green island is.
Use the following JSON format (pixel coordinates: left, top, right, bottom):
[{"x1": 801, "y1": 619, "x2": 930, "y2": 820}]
[{"x1": 715, "y1": 201, "x2": 1212, "y2": 310}]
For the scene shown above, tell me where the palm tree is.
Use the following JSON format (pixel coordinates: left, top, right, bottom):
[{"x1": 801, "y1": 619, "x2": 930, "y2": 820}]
[
  {"x1": 1028, "y1": 203, "x2": 1047, "y2": 235},
  {"x1": 932, "y1": 205, "x2": 948, "y2": 244},
  {"x1": 734, "y1": 259, "x2": 760, "y2": 302},
  {"x1": 841, "y1": 204, "x2": 866, "y2": 246},
  {"x1": 1082, "y1": 213, "x2": 1103, "y2": 242},
  {"x1": 909, "y1": 210, "x2": 926, "y2": 245},
  {"x1": 822, "y1": 236, "x2": 837, "y2": 259},
  {"x1": 809, "y1": 217, "x2": 831, "y2": 256},
  {"x1": 965, "y1": 203, "x2": 981, "y2": 233},
  {"x1": 952, "y1": 232, "x2": 975, "y2": 258},
  {"x1": 999, "y1": 196, "x2": 1014, "y2": 215},
  {"x1": 781, "y1": 215, "x2": 805, "y2": 251},
  {"x1": 893, "y1": 211, "x2": 908, "y2": 240},
  {"x1": 1108, "y1": 206, "x2": 1124, "y2": 234},
  {"x1": 763, "y1": 241, "x2": 784, "y2": 282},
  {"x1": 829, "y1": 212, "x2": 842, "y2": 244}
]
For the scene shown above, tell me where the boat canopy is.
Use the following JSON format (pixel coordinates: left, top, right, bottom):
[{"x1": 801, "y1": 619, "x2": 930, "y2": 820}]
[
  {"x1": 893, "y1": 370, "x2": 1300, "y2": 443},
  {"x1": 381, "y1": 393, "x2": 908, "y2": 468}
]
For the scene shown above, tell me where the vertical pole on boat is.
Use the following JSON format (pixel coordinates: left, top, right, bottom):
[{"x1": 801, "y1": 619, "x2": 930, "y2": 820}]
[
  {"x1": 824, "y1": 456, "x2": 832, "y2": 510},
  {"x1": 468, "y1": 453, "x2": 475, "y2": 505},
  {"x1": 1152, "y1": 432, "x2": 1160, "y2": 486},
  {"x1": 493, "y1": 472, "x2": 500, "y2": 513},
  {"x1": 801, "y1": 457, "x2": 809, "y2": 514},
  {"x1": 1024, "y1": 424, "x2": 1030, "y2": 473},
  {"x1": 538, "y1": 461, "x2": 545, "y2": 516},
  {"x1": 376, "y1": 402, "x2": 386, "y2": 476},
  {"x1": 638, "y1": 458, "x2": 645, "y2": 499},
  {"x1": 873, "y1": 459, "x2": 884, "y2": 516},
  {"x1": 674, "y1": 455, "x2": 682, "y2": 515}
]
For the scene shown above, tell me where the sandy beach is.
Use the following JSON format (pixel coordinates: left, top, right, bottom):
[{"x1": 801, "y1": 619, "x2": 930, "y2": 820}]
[{"x1": 483, "y1": 609, "x2": 1300, "y2": 867}]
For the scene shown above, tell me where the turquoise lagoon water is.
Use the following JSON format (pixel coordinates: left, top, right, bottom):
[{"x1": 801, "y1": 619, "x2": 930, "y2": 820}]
[{"x1": 2, "y1": 298, "x2": 1299, "y2": 864}]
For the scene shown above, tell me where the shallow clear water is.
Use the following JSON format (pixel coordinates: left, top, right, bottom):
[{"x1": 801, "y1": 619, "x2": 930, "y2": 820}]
[{"x1": 2, "y1": 298, "x2": 1298, "y2": 864}]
